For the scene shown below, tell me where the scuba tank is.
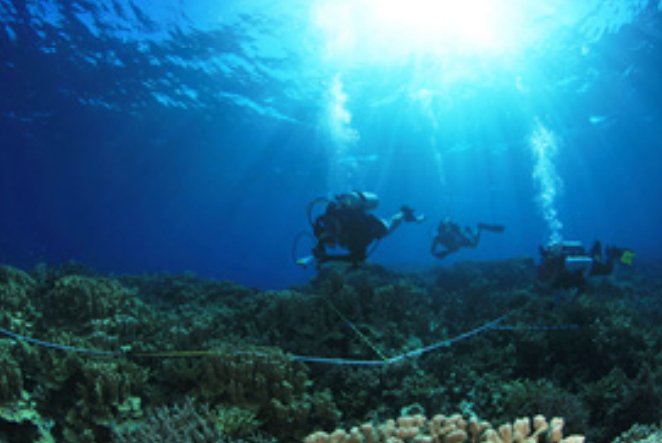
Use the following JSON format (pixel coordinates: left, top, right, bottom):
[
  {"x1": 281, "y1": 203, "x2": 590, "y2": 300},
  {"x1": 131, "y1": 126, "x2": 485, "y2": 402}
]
[
  {"x1": 477, "y1": 223, "x2": 505, "y2": 233},
  {"x1": 559, "y1": 240, "x2": 586, "y2": 256},
  {"x1": 294, "y1": 191, "x2": 383, "y2": 267},
  {"x1": 548, "y1": 240, "x2": 591, "y2": 275},
  {"x1": 306, "y1": 191, "x2": 379, "y2": 226},
  {"x1": 564, "y1": 255, "x2": 593, "y2": 274},
  {"x1": 335, "y1": 191, "x2": 379, "y2": 211}
]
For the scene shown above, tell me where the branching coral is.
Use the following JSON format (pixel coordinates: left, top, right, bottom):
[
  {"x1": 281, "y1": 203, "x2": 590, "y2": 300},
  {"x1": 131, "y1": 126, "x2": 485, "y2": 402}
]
[
  {"x1": 32, "y1": 355, "x2": 150, "y2": 443},
  {"x1": 304, "y1": 413, "x2": 584, "y2": 443},
  {"x1": 493, "y1": 379, "x2": 588, "y2": 434},
  {"x1": 215, "y1": 405, "x2": 262, "y2": 437},
  {"x1": 112, "y1": 397, "x2": 224, "y2": 443},
  {"x1": 155, "y1": 346, "x2": 340, "y2": 441}
]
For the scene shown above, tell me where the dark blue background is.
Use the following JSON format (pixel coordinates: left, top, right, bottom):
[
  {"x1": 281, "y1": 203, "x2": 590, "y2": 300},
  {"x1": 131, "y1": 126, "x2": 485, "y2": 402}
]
[{"x1": 1, "y1": 0, "x2": 661, "y2": 288}]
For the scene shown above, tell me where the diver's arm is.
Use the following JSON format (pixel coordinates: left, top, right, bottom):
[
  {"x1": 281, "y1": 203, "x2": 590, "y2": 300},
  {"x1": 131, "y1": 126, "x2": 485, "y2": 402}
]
[
  {"x1": 386, "y1": 212, "x2": 405, "y2": 234},
  {"x1": 467, "y1": 226, "x2": 480, "y2": 247},
  {"x1": 431, "y1": 237, "x2": 439, "y2": 255},
  {"x1": 386, "y1": 206, "x2": 424, "y2": 234}
]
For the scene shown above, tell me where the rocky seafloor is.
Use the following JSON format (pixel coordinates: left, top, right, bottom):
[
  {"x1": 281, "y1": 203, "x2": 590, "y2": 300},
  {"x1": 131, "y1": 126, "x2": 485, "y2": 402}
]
[{"x1": 0, "y1": 258, "x2": 661, "y2": 443}]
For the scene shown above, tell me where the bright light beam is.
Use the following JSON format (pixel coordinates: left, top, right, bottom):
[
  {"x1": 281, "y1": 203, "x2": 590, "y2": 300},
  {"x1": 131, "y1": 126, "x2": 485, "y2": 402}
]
[
  {"x1": 371, "y1": 0, "x2": 503, "y2": 52},
  {"x1": 312, "y1": 0, "x2": 527, "y2": 62}
]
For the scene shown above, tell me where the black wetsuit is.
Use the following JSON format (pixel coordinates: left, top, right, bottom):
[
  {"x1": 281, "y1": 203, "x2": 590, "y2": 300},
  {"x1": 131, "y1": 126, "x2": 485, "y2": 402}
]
[
  {"x1": 313, "y1": 205, "x2": 388, "y2": 263},
  {"x1": 431, "y1": 222, "x2": 479, "y2": 260}
]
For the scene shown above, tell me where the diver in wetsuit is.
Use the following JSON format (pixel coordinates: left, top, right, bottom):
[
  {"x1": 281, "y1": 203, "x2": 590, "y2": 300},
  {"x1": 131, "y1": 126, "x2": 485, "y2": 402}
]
[
  {"x1": 537, "y1": 240, "x2": 634, "y2": 291},
  {"x1": 431, "y1": 218, "x2": 505, "y2": 260},
  {"x1": 297, "y1": 191, "x2": 424, "y2": 267}
]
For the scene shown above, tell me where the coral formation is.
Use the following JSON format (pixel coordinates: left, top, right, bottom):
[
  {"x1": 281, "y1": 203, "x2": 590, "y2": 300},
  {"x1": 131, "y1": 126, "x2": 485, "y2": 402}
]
[
  {"x1": 304, "y1": 413, "x2": 584, "y2": 443},
  {"x1": 153, "y1": 346, "x2": 341, "y2": 440},
  {"x1": 214, "y1": 405, "x2": 262, "y2": 437},
  {"x1": 0, "y1": 391, "x2": 55, "y2": 443},
  {"x1": 112, "y1": 397, "x2": 224, "y2": 443},
  {"x1": 0, "y1": 265, "x2": 39, "y2": 336},
  {"x1": 611, "y1": 422, "x2": 662, "y2": 443},
  {"x1": 39, "y1": 275, "x2": 141, "y2": 327},
  {"x1": 0, "y1": 266, "x2": 37, "y2": 312},
  {"x1": 0, "y1": 259, "x2": 660, "y2": 442},
  {"x1": 55, "y1": 358, "x2": 150, "y2": 442},
  {"x1": 0, "y1": 342, "x2": 24, "y2": 402}
]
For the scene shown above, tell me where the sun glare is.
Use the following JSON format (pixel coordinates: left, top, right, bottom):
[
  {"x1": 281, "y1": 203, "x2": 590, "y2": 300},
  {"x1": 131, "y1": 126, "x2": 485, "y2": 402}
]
[
  {"x1": 372, "y1": 0, "x2": 502, "y2": 51},
  {"x1": 312, "y1": 0, "x2": 527, "y2": 62}
]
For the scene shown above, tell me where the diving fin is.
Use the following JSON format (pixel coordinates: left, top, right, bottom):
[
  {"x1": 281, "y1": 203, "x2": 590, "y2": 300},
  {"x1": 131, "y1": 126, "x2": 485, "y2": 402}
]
[
  {"x1": 296, "y1": 255, "x2": 315, "y2": 268},
  {"x1": 620, "y1": 250, "x2": 635, "y2": 266},
  {"x1": 606, "y1": 246, "x2": 635, "y2": 266},
  {"x1": 477, "y1": 223, "x2": 505, "y2": 233}
]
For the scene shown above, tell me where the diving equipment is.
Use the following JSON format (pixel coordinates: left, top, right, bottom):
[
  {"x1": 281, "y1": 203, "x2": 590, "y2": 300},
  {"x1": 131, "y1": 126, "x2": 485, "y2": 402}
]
[{"x1": 336, "y1": 191, "x2": 379, "y2": 211}]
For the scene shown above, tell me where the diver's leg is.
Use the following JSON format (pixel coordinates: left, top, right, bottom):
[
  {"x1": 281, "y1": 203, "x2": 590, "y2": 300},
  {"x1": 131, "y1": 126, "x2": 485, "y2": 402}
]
[
  {"x1": 472, "y1": 229, "x2": 481, "y2": 247},
  {"x1": 432, "y1": 249, "x2": 452, "y2": 260},
  {"x1": 477, "y1": 223, "x2": 505, "y2": 233},
  {"x1": 462, "y1": 228, "x2": 479, "y2": 248}
]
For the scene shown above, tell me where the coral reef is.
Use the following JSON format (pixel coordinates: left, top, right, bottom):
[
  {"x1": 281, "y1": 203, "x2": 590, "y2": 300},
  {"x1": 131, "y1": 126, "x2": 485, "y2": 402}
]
[
  {"x1": 610, "y1": 422, "x2": 662, "y2": 443},
  {"x1": 0, "y1": 391, "x2": 55, "y2": 443},
  {"x1": 153, "y1": 346, "x2": 341, "y2": 440},
  {"x1": 112, "y1": 397, "x2": 279, "y2": 443},
  {"x1": 0, "y1": 259, "x2": 660, "y2": 442},
  {"x1": 0, "y1": 265, "x2": 39, "y2": 336},
  {"x1": 304, "y1": 413, "x2": 584, "y2": 443},
  {"x1": 112, "y1": 397, "x2": 224, "y2": 443},
  {"x1": 0, "y1": 342, "x2": 24, "y2": 402},
  {"x1": 38, "y1": 275, "x2": 144, "y2": 329}
]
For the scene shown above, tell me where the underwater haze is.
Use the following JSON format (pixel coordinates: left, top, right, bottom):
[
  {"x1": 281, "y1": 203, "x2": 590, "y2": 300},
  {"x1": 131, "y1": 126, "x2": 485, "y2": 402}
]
[{"x1": 1, "y1": 0, "x2": 662, "y2": 288}]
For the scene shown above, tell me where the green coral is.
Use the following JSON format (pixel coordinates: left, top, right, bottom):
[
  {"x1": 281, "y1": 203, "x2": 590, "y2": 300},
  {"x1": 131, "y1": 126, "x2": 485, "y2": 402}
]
[
  {"x1": 494, "y1": 378, "x2": 588, "y2": 433},
  {"x1": 0, "y1": 265, "x2": 39, "y2": 334},
  {"x1": 55, "y1": 358, "x2": 149, "y2": 442},
  {"x1": 0, "y1": 260, "x2": 660, "y2": 442},
  {"x1": 0, "y1": 265, "x2": 36, "y2": 309},
  {"x1": 154, "y1": 346, "x2": 340, "y2": 441},
  {"x1": 40, "y1": 275, "x2": 138, "y2": 327},
  {"x1": 214, "y1": 405, "x2": 261, "y2": 437},
  {"x1": 0, "y1": 342, "x2": 24, "y2": 403},
  {"x1": 0, "y1": 391, "x2": 55, "y2": 443},
  {"x1": 582, "y1": 364, "x2": 662, "y2": 442},
  {"x1": 611, "y1": 422, "x2": 662, "y2": 443},
  {"x1": 112, "y1": 397, "x2": 224, "y2": 443}
]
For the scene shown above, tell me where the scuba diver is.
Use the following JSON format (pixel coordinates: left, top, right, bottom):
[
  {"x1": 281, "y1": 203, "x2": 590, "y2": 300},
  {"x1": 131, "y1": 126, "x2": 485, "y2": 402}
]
[
  {"x1": 537, "y1": 240, "x2": 634, "y2": 291},
  {"x1": 296, "y1": 191, "x2": 424, "y2": 267},
  {"x1": 431, "y1": 218, "x2": 505, "y2": 260}
]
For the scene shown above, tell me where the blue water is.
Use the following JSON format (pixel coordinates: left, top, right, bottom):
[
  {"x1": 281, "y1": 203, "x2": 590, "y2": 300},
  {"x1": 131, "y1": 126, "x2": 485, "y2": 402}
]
[{"x1": 1, "y1": 0, "x2": 661, "y2": 288}]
